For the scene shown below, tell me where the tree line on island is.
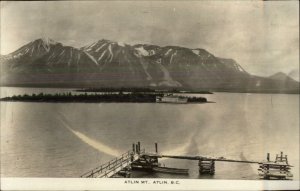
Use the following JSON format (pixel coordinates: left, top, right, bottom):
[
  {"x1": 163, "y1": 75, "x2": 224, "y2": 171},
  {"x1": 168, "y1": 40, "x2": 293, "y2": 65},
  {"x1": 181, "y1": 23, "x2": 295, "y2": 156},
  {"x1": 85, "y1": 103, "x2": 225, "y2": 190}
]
[{"x1": 0, "y1": 92, "x2": 207, "y2": 103}]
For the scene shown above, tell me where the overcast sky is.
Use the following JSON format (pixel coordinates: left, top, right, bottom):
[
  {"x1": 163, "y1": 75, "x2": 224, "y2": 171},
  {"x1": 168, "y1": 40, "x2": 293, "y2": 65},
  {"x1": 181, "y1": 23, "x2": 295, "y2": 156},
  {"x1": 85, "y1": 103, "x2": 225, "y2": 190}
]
[{"x1": 1, "y1": 1, "x2": 299, "y2": 80}]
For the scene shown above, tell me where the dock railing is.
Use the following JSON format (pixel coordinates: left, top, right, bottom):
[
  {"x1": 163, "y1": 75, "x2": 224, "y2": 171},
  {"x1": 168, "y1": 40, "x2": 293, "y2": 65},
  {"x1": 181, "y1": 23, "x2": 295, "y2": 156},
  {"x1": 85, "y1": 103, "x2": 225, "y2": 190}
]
[{"x1": 81, "y1": 149, "x2": 145, "y2": 178}]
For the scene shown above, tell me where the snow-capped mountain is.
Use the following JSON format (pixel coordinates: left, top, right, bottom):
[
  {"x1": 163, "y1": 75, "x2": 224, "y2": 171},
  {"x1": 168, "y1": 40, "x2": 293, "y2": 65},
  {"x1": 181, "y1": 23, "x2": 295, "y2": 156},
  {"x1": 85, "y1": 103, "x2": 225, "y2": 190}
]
[
  {"x1": 1, "y1": 38, "x2": 57, "y2": 64},
  {"x1": 1, "y1": 38, "x2": 98, "y2": 73},
  {"x1": 1, "y1": 38, "x2": 299, "y2": 93}
]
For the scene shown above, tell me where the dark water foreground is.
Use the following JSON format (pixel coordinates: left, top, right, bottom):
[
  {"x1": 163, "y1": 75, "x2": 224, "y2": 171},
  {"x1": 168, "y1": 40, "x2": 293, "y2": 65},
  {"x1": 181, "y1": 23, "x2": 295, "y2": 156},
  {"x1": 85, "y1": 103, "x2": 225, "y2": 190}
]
[{"x1": 0, "y1": 92, "x2": 207, "y2": 103}]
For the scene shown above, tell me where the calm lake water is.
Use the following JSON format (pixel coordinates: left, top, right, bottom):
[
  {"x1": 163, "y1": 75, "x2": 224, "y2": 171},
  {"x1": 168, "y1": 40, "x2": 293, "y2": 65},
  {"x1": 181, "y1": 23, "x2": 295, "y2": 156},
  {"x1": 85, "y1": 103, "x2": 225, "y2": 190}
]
[{"x1": 1, "y1": 87, "x2": 299, "y2": 180}]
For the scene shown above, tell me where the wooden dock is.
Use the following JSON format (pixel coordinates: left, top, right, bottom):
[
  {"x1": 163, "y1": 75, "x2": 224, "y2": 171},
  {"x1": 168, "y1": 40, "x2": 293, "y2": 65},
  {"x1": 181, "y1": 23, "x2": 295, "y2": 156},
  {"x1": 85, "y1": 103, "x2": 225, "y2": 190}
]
[
  {"x1": 80, "y1": 142, "x2": 293, "y2": 180},
  {"x1": 80, "y1": 150, "x2": 143, "y2": 178},
  {"x1": 81, "y1": 142, "x2": 145, "y2": 178}
]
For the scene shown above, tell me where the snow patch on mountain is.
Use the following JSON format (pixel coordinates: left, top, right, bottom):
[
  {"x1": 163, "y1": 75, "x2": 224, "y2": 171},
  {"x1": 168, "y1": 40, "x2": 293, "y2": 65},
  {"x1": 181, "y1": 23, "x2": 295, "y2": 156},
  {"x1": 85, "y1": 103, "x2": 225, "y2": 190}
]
[
  {"x1": 107, "y1": 44, "x2": 114, "y2": 62},
  {"x1": 47, "y1": 52, "x2": 55, "y2": 61},
  {"x1": 77, "y1": 53, "x2": 81, "y2": 66},
  {"x1": 84, "y1": 52, "x2": 99, "y2": 65},
  {"x1": 170, "y1": 51, "x2": 177, "y2": 64},
  {"x1": 24, "y1": 48, "x2": 30, "y2": 54},
  {"x1": 192, "y1": 49, "x2": 200, "y2": 55},
  {"x1": 13, "y1": 53, "x2": 22, "y2": 58},
  {"x1": 156, "y1": 58, "x2": 162, "y2": 64},
  {"x1": 82, "y1": 41, "x2": 99, "y2": 51},
  {"x1": 135, "y1": 46, "x2": 149, "y2": 57},
  {"x1": 149, "y1": 83, "x2": 157, "y2": 87},
  {"x1": 256, "y1": 80, "x2": 261, "y2": 87},
  {"x1": 139, "y1": 59, "x2": 153, "y2": 81},
  {"x1": 156, "y1": 62, "x2": 182, "y2": 87},
  {"x1": 88, "y1": 42, "x2": 97, "y2": 49},
  {"x1": 149, "y1": 50, "x2": 155, "y2": 55},
  {"x1": 98, "y1": 50, "x2": 107, "y2": 61},
  {"x1": 237, "y1": 65, "x2": 244, "y2": 72},
  {"x1": 117, "y1": 42, "x2": 126, "y2": 47},
  {"x1": 59, "y1": 50, "x2": 66, "y2": 56},
  {"x1": 30, "y1": 46, "x2": 36, "y2": 56},
  {"x1": 40, "y1": 38, "x2": 58, "y2": 52},
  {"x1": 165, "y1": 49, "x2": 172, "y2": 56},
  {"x1": 95, "y1": 43, "x2": 107, "y2": 52},
  {"x1": 68, "y1": 49, "x2": 73, "y2": 66},
  {"x1": 41, "y1": 37, "x2": 57, "y2": 45}
]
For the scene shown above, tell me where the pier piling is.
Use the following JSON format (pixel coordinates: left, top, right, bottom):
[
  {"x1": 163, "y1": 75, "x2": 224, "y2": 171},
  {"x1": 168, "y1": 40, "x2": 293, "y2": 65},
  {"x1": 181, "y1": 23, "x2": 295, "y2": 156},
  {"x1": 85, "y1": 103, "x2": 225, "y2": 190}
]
[
  {"x1": 132, "y1": 143, "x2": 135, "y2": 153},
  {"x1": 258, "y1": 152, "x2": 293, "y2": 180},
  {"x1": 138, "y1": 142, "x2": 141, "y2": 154},
  {"x1": 198, "y1": 159, "x2": 215, "y2": 175},
  {"x1": 135, "y1": 144, "x2": 139, "y2": 154}
]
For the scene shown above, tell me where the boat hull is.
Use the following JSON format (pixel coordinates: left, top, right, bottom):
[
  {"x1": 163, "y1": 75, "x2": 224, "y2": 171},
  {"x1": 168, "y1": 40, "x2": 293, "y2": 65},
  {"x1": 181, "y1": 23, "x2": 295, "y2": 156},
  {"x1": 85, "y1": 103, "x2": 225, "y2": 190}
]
[{"x1": 153, "y1": 167, "x2": 189, "y2": 174}]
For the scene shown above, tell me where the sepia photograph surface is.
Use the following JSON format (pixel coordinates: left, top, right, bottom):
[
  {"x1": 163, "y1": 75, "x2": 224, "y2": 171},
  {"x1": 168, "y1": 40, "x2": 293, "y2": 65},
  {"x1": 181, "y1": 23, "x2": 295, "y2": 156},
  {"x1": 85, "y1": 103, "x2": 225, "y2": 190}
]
[{"x1": 0, "y1": 0, "x2": 299, "y2": 190}]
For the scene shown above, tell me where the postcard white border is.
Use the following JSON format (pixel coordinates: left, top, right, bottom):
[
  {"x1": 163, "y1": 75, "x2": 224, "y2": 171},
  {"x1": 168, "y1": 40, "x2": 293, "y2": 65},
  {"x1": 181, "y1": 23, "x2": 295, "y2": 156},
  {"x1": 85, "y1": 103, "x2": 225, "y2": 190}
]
[{"x1": 1, "y1": 178, "x2": 299, "y2": 190}]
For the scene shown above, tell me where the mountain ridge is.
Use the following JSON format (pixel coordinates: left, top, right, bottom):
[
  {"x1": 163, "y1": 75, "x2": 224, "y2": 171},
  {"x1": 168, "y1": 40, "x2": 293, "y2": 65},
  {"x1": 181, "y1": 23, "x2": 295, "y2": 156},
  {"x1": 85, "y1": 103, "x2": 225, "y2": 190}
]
[
  {"x1": 1, "y1": 38, "x2": 299, "y2": 93},
  {"x1": 269, "y1": 72, "x2": 298, "y2": 82}
]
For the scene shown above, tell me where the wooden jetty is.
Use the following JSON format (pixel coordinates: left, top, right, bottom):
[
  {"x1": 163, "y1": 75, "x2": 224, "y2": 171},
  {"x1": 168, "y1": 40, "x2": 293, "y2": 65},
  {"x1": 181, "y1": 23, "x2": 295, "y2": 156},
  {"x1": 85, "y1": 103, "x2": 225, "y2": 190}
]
[{"x1": 80, "y1": 142, "x2": 293, "y2": 180}]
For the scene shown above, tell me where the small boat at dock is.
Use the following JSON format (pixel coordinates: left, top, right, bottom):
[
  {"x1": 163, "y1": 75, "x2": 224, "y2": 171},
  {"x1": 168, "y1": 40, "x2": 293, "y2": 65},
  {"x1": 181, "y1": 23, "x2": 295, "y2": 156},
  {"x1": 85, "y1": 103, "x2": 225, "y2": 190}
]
[{"x1": 153, "y1": 166, "x2": 189, "y2": 174}]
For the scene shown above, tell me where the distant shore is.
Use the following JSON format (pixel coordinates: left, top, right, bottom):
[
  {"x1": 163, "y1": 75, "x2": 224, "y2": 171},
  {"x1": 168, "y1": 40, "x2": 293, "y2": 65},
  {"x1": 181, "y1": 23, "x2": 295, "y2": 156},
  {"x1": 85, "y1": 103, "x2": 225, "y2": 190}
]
[
  {"x1": 0, "y1": 92, "x2": 208, "y2": 103},
  {"x1": 75, "y1": 87, "x2": 213, "y2": 94},
  {"x1": 1, "y1": 84, "x2": 299, "y2": 94}
]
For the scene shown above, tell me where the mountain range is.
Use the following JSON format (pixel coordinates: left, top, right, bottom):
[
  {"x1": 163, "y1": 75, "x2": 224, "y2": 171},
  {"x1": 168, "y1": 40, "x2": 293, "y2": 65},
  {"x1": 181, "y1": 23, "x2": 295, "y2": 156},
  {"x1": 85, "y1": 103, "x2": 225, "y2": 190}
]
[{"x1": 1, "y1": 38, "x2": 299, "y2": 93}]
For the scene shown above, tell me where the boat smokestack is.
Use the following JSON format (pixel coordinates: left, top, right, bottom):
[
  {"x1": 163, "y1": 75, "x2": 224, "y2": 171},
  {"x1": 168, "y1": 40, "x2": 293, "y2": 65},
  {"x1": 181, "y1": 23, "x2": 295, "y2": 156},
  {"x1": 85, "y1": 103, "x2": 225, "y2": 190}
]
[{"x1": 155, "y1": 143, "x2": 158, "y2": 153}]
